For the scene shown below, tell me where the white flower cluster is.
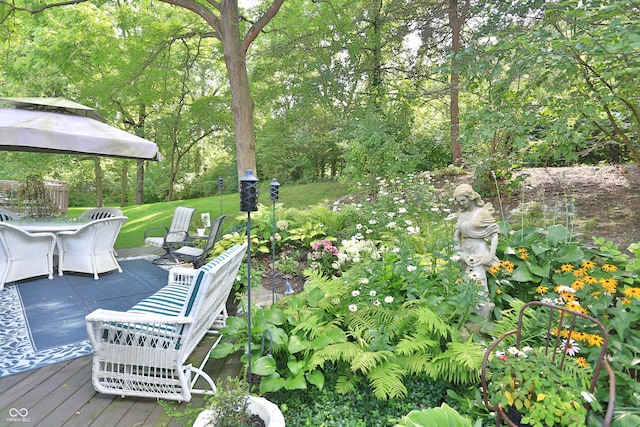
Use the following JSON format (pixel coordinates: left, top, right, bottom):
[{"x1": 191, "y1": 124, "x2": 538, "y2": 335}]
[
  {"x1": 336, "y1": 237, "x2": 381, "y2": 267},
  {"x1": 348, "y1": 280, "x2": 395, "y2": 312}
]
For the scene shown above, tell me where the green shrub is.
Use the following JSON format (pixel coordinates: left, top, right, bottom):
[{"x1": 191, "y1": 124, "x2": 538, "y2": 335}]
[{"x1": 268, "y1": 371, "x2": 459, "y2": 427}]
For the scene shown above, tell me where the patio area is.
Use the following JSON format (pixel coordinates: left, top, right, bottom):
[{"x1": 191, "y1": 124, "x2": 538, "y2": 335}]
[{"x1": 0, "y1": 246, "x2": 244, "y2": 426}]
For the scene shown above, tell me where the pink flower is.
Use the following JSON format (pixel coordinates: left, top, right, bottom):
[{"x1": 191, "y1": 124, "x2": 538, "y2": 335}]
[{"x1": 562, "y1": 339, "x2": 580, "y2": 356}]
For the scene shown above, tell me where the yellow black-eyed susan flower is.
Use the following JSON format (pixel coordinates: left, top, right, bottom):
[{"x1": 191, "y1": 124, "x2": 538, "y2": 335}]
[
  {"x1": 575, "y1": 357, "x2": 589, "y2": 368},
  {"x1": 623, "y1": 287, "x2": 640, "y2": 298},
  {"x1": 586, "y1": 334, "x2": 604, "y2": 347},
  {"x1": 571, "y1": 279, "x2": 585, "y2": 290},
  {"x1": 584, "y1": 275, "x2": 598, "y2": 284},
  {"x1": 560, "y1": 263, "x2": 575, "y2": 272}
]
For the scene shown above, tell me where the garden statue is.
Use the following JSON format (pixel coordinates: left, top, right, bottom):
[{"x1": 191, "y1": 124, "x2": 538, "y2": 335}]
[{"x1": 452, "y1": 184, "x2": 499, "y2": 320}]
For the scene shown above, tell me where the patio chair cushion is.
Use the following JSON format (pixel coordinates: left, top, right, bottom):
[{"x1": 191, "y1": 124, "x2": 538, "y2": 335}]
[
  {"x1": 173, "y1": 246, "x2": 202, "y2": 257},
  {"x1": 143, "y1": 206, "x2": 196, "y2": 249}
]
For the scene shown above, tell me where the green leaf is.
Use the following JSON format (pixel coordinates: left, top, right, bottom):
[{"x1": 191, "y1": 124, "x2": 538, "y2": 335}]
[
  {"x1": 220, "y1": 316, "x2": 247, "y2": 335},
  {"x1": 310, "y1": 326, "x2": 347, "y2": 349},
  {"x1": 555, "y1": 244, "x2": 584, "y2": 263},
  {"x1": 259, "y1": 373, "x2": 285, "y2": 394},
  {"x1": 284, "y1": 372, "x2": 307, "y2": 390},
  {"x1": 287, "y1": 359, "x2": 306, "y2": 376},
  {"x1": 547, "y1": 224, "x2": 568, "y2": 245},
  {"x1": 208, "y1": 342, "x2": 237, "y2": 359},
  {"x1": 511, "y1": 264, "x2": 535, "y2": 282},
  {"x1": 264, "y1": 307, "x2": 286, "y2": 325},
  {"x1": 288, "y1": 335, "x2": 309, "y2": 353},
  {"x1": 252, "y1": 356, "x2": 277, "y2": 376},
  {"x1": 530, "y1": 260, "x2": 551, "y2": 278},
  {"x1": 262, "y1": 327, "x2": 289, "y2": 346},
  {"x1": 305, "y1": 370, "x2": 325, "y2": 390},
  {"x1": 306, "y1": 286, "x2": 325, "y2": 307}
]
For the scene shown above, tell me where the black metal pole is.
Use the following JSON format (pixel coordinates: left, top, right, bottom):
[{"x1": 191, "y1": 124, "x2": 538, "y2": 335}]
[
  {"x1": 269, "y1": 179, "x2": 280, "y2": 305},
  {"x1": 218, "y1": 176, "x2": 224, "y2": 217},
  {"x1": 239, "y1": 170, "x2": 258, "y2": 391}
]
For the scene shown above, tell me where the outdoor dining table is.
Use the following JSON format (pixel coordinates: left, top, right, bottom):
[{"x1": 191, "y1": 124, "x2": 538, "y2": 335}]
[{"x1": 6, "y1": 217, "x2": 91, "y2": 233}]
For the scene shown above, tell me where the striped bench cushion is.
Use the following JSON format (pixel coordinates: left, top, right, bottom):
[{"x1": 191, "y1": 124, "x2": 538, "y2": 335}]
[
  {"x1": 127, "y1": 244, "x2": 242, "y2": 318},
  {"x1": 102, "y1": 244, "x2": 245, "y2": 349},
  {"x1": 128, "y1": 282, "x2": 191, "y2": 317}
]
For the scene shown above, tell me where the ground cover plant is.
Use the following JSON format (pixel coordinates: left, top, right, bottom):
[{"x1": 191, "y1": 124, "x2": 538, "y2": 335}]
[{"x1": 208, "y1": 172, "x2": 639, "y2": 426}]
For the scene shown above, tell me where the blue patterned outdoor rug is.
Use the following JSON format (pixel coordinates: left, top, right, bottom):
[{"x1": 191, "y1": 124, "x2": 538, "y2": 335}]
[{"x1": 0, "y1": 259, "x2": 169, "y2": 378}]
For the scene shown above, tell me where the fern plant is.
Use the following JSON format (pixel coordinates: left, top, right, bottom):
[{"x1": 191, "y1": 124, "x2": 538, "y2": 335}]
[{"x1": 212, "y1": 268, "x2": 484, "y2": 400}]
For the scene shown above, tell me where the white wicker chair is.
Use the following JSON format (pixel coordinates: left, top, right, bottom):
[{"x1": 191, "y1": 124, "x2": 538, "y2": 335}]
[
  {"x1": 56, "y1": 216, "x2": 128, "y2": 280},
  {"x1": 0, "y1": 207, "x2": 18, "y2": 221},
  {"x1": 78, "y1": 207, "x2": 124, "y2": 220},
  {"x1": 85, "y1": 242, "x2": 247, "y2": 402},
  {"x1": 0, "y1": 222, "x2": 56, "y2": 291},
  {"x1": 143, "y1": 206, "x2": 196, "y2": 250}
]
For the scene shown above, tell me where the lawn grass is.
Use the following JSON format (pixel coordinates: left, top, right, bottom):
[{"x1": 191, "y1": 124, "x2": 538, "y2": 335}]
[{"x1": 67, "y1": 180, "x2": 349, "y2": 249}]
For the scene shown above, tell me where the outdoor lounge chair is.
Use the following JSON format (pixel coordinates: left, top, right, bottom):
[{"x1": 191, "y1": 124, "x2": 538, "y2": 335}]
[
  {"x1": 165, "y1": 215, "x2": 226, "y2": 268},
  {"x1": 143, "y1": 206, "x2": 196, "y2": 252},
  {"x1": 481, "y1": 301, "x2": 616, "y2": 427},
  {"x1": 56, "y1": 216, "x2": 128, "y2": 280},
  {"x1": 78, "y1": 207, "x2": 124, "y2": 220},
  {"x1": 0, "y1": 222, "x2": 57, "y2": 290},
  {"x1": 85, "y1": 242, "x2": 247, "y2": 402}
]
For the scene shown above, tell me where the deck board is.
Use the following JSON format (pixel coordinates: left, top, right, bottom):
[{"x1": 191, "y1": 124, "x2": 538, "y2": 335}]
[{"x1": 1, "y1": 313, "x2": 242, "y2": 427}]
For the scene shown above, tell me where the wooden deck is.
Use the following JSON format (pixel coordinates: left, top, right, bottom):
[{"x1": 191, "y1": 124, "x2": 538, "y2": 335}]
[
  {"x1": 0, "y1": 336, "x2": 244, "y2": 427},
  {"x1": 0, "y1": 247, "x2": 244, "y2": 427}
]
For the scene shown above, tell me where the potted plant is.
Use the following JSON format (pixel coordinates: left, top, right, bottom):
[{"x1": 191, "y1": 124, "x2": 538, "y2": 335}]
[
  {"x1": 485, "y1": 344, "x2": 600, "y2": 427},
  {"x1": 191, "y1": 377, "x2": 285, "y2": 427},
  {"x1": 195, "y1": 215, "x2": 208, "y2": 236},
  {"x1": 161, "y1": 376, "x2": 284, "y2": 427}
]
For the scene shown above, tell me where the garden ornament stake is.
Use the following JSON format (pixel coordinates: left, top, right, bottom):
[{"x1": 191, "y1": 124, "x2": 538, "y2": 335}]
[
  {"x1": 217, "y1": 176, "x2": 224, "y2": 217},
  {"x1": 284, "y1": 276, "x2": 294, "y2": 296},
  {"x1": 270, "y1": 178, "x2": 280, "y2": 304},
  {"x1": 240, "y1": 169, "x2": 259, "y2": 390}
]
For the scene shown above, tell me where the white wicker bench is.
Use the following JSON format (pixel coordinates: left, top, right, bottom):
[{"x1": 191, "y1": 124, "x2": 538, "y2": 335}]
[{"x1": 85, "y1": 242, "x2": 247, "y2": 402}]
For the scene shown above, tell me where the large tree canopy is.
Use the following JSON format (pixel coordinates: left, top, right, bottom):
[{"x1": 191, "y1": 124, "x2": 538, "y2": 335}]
[{"x1": 1, "y1": 0, "x2": 639, "y2": 206}]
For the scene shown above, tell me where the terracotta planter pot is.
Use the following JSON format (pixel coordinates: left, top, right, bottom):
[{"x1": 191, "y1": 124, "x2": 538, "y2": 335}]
[{"x1": 193, "y1": 395, "x2": 285, "y2": 427}]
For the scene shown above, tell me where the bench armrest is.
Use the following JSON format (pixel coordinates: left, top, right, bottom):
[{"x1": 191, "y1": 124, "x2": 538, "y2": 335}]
[{"x1": 168, "y1": 266, "x2": 199, "y2": 286}]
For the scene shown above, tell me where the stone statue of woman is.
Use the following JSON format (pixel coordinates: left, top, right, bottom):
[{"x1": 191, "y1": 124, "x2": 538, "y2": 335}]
[{"x1": 452, "y1": 184, "x2": 499, "y2": 320}]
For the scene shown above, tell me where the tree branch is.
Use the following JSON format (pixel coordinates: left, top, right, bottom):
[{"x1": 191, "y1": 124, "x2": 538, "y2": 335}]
[
  {"x1": 242, "y1": 0, "x2": 284, "y2": 54},
  {"x1": 0, "y1": 0, "x2": 88, "y2": 13},
  {"x1": 159, "y1": 0, "x2": 221, "y2": 39}
]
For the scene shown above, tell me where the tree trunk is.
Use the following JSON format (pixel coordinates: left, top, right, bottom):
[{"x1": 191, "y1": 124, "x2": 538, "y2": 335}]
[
  {"x1": 219, "y1": 2, "x2": 257, "y2": 180},
  {"x1": 94, "y1": 157, "x2": 104, "y2": 207},
  {"x1": 136, "y1": 160, "x2": 144, "y2": 205},
  {"x1": 158, "y1": 0, "x2": 284, "y2": 180},
  {"x1": 120, "y1": 163, "x2": 128, "y2": 207},
  {"x1": 449, "y1": 0, "x2": 469, "y2": 167}
]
